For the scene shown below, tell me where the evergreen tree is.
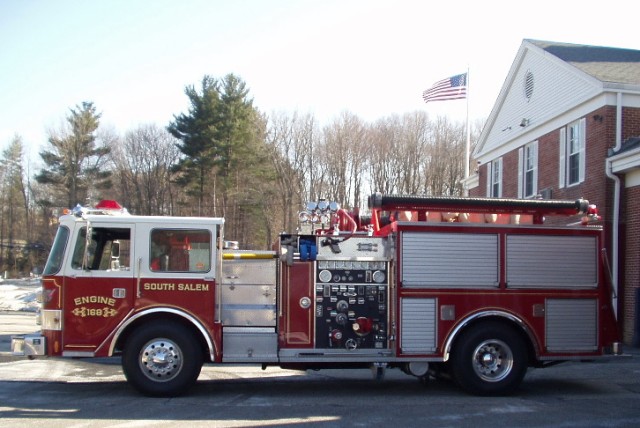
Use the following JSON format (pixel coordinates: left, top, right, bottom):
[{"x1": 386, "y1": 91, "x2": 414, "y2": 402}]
[
  {"x1": 36, "y1": 102, "x2": 111, "y2": 207},
  {"x1": 167, "y1": 76, "x2": 221, "y2": 215},
  {"x1": 0, "y1": 136, "x2": 30, "y2": 273},
  {"x1": 168, "y1": 74, "x2": 276, "y2": 246}
]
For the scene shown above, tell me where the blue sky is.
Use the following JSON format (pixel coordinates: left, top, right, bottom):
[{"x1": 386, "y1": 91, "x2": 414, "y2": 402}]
[{"x1": 1, "y1": 0, "x2": 637, "y2": 162}]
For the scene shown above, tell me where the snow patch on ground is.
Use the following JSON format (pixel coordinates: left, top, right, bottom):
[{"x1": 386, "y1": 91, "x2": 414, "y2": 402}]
[{"x1": 0, "y1": 278, "x2": 40, "y2": 312}]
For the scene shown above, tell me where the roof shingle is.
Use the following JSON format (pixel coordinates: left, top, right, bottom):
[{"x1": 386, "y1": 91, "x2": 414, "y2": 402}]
[{"x1": 528, "y1": 39, "x2": 640, "y2": 85}]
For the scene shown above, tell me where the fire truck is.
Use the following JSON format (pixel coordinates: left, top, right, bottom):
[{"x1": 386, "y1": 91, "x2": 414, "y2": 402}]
[{"x1": 12, "y1": 194, "x2": 622, "y2": 396}]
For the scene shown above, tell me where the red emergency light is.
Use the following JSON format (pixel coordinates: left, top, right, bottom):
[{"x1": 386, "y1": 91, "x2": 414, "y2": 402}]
[{"x1": 95, "y1": 200, "x2": 123, "y2": 210}]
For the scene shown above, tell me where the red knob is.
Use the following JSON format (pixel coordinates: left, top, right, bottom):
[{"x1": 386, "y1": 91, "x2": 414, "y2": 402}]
[{"x1": 353, "y1": 317, "x2": 373, "y2": 336}]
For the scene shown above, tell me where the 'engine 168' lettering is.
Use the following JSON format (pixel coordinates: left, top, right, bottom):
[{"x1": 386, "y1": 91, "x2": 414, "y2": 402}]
[
  {"x1": 74, "y1": 296, "x2": 116, "y2": 307},
  {"x1": 143, "y1": 283, "x2": 209, "y2": 291}
]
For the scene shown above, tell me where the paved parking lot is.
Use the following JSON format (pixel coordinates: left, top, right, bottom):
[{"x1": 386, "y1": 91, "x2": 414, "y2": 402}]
[{"x1": 2, "y1": 311, "x2": 640, "y2": 427}]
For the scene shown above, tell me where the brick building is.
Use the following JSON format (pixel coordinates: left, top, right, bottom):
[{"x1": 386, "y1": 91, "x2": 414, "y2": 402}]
[{"x1": 466, "y1": 40, "x2": 640, "y2": 344}]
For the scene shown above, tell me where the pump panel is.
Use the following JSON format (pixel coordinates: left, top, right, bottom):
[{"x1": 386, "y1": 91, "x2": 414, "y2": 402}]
[{"x1": 314, "y1": 260, "x2": 389, "y2": 350}]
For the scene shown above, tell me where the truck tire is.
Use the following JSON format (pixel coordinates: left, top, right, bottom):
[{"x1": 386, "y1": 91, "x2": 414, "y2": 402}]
[
  {"x1": 122, "y1": 322, "x2": 203, "y2": 396},
  {"x1": 451, "y1": 321, "x2": 527, "y2": 395}
]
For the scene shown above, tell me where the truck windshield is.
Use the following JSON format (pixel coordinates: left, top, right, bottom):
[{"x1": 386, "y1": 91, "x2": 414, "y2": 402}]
[{"x1": 43, "y1": 226, "x2": 70, "y2": 275}]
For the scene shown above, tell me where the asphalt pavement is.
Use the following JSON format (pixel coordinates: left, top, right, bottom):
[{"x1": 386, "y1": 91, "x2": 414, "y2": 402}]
[{"x1": 2, "y1": 310, "x2": 640, "y2": 427}]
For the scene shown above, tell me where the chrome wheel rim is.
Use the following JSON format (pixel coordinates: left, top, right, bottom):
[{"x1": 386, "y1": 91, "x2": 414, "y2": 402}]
[
  {"x1": 139, "y1": 338, "x2": 183, "y2": 382},
  {"x1": 471, "y1": 339, "x2": 513, "y2": 382}
]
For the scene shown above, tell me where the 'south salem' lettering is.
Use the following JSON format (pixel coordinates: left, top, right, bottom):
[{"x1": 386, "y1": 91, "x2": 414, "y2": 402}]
[
  {"x1": 143, "y1": 283, "x2": 176, "y2": 291},
  {"x1": 178, "y1": 283, "x2": 209, "y2": 291},
  {"x1": 142, "y1": 282, "x2": 210, "y2": 291}
]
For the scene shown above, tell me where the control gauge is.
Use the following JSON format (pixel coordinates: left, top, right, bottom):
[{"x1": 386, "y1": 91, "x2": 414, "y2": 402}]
[
  {"x1": 318, "y1": 269, "x2": 332, "y2": 283},
  {"x1": 372, "y1": 270, "x2": 386, "y2": 283}
]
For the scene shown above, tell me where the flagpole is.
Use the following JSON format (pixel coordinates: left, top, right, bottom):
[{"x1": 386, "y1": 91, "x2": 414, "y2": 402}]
[{"x1": 464, "y1": 66, "x2": 471, "y2": 196}]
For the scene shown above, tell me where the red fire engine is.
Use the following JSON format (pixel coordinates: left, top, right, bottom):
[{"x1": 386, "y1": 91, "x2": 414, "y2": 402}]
[{"x1": 12, "y1": 194, "x2": 622, "y2": 396}]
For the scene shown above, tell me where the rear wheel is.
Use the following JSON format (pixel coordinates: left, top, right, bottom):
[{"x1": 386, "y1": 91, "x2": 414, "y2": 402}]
[
  {"x1": 122, "y1": 322, "x2": 203, "y2": 396},
  {"x1": 451, "y1": 321, "x2": 527, "y2": 395}
]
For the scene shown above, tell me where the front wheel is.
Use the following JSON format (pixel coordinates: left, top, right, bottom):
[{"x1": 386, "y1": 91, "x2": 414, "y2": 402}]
[
  {"x1": 122, "y1": 322, "x2": 203, "y2": 396},
  {"x1": 451, "y1": 321, "x2": 528, "y2": 395}
]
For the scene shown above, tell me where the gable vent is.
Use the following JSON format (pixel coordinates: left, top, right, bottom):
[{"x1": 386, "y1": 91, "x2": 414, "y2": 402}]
[{"x1": 524, "y1": 71, "x2": 534, "y2": 101}]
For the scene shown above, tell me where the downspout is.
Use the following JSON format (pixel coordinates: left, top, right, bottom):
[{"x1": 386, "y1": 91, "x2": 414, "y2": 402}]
[{"x1": 604, "y1": 92, "x2": 622, "y2": 317}]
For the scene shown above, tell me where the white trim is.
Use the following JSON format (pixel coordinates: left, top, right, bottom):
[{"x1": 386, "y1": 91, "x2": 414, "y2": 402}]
[
  {"x1": 486, "y1": 162, "x2": 492, "y2": 197},
  {"x1": 563, "y1": 119, "x2": 586, "y2": 187},
  {"x1": 533, "y1": 142, "x2": 539, "y2": 194},
  {"x1": 489, "y1": 158, "x2": 503, "y2": 197},
  {"x1": 578, "y1": 118, "x2": 586, "y2": 183},
  {"x1": 625, "y1": 169, "x2": 640, "y2": 187},
  {"x1": 559, "y1": 128, "x2": 566, "y2": 188},
  {"x1": 473, "y1": 37, "x2": 640, "y2": 163},
  {"x1": 610, "y1": 146, "x2": 640, "y2": 173},
  {"x1": 530, "y1": 141, "x2": 538, "y2": 197},
  {"x1": 474, "y1": 92, "x2": 638, "y2": 164},
  {"x1": 519, "y1": 142, "x2": 538, "y2": 198},
  {"x1": 517, "y1": 148, "x2": 523, "y2": 198}
]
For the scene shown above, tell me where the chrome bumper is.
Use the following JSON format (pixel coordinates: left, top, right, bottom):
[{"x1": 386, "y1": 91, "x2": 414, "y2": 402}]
[{"x1": 11, "y1": 334, "x2": 46, "y2": 357}]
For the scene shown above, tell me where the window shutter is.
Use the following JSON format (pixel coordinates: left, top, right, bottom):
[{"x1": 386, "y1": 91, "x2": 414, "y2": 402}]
[
  {"x1": 517, "y1": 148, "x2": 523, "y2": 198},
  {"x1": 559, "y1": 128, "x2": 566, "y2": 188},
  {"x1": 532, "y1": 141, "x2": 538, "y2": 196},
  {"x1": 496, "y1": 158, "x2": 503, "y2": 197},
  {"x1": 486, "y1": 162, "x2": 492, "y2": 197},
  {"x1": 579, "y1": 118, "x2": 586, "y2": 183}
]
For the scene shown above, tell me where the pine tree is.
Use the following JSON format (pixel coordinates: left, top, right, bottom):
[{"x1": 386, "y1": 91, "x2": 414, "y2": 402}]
[
  {"x1": 36, "y1": 102, "x2": 111, "y2": 208},
  {"x1": 167, "y1": 76, "x2": 221, "y2": 215},
  {"x1": 0, "y1": 136, "x2": 30, "y2": 273},
  {"x1": 168, "y1": 74, "x2": 276, "y2": 246}
]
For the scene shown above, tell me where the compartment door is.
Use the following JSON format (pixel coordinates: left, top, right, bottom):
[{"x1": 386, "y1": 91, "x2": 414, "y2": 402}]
[{"x1": 278, "y1": 261, "x2": 314, "y2": 348}]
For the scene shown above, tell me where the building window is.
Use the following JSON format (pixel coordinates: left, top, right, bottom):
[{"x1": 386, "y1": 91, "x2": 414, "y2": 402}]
[
  {"x1": 487, "y1": 157, "x2": 502, "y2": 197},
  {"x1": 559, "y1": 118, "x2": 586, "y2": 188},
  {"x1": 518, "y1": 141, "x2": 538, "y2": 198}
]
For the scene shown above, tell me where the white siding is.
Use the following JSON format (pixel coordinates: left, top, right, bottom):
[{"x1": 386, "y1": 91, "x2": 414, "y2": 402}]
[{"x1": 480, "y1": 45, "x2": 601, "y2": 159}]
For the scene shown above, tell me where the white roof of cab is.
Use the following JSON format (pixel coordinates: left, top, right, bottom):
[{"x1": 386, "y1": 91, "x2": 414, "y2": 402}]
[{"x1": 58, "y1": 213, "x2": 225, "y2": 226}]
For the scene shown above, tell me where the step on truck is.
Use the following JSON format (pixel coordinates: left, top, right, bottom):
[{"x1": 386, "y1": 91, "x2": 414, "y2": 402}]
[{"x1": 12, "y1": 194, "x2": 623, "y2": 396}]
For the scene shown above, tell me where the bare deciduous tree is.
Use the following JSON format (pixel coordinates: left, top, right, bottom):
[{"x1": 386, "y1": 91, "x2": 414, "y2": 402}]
[
  {"x1": 266, "y1": 109, "x2": 475, "y2": 225},
  {"x1": 318, "y1": 112, "x2": 367, "y2": 208},
  {"x1": 110, "y1": 124, "x2": 182, "y2": 215},
  {"x1": 266, "y1": 111, "x2": 318, "y2": 233}
]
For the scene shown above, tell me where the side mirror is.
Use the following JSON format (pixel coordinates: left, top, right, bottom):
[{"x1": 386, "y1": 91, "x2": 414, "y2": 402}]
[
  {"x1": 111, "y1": 240, "x2": 121, "y2": 270},
  {"x1": 111, "y1": 240, "x2": 120, "y2": 259}
]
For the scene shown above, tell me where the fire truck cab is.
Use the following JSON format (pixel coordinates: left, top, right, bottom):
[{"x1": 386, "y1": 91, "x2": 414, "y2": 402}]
[{"x1": 12, "y1": 195, "x2": 622, "y2": 397}]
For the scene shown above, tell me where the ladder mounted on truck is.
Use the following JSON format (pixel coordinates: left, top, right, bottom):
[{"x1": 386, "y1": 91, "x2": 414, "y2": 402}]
[{"x1": 366, "y1": 193, "x2": 600, "y2": 235}]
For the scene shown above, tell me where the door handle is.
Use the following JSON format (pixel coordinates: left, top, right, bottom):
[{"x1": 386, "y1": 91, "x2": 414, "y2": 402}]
[{"x1": 299, "y1": 296, "x2": 311, "y2": 309}]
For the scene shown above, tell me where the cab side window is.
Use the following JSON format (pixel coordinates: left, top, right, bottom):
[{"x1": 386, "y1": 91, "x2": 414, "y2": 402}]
[
  {"x1": 150, "y1": 229, "x2": 211, "y2": 272},
  {"x1": 71, "y1": 227, "x2": 131, "y2": 271}
]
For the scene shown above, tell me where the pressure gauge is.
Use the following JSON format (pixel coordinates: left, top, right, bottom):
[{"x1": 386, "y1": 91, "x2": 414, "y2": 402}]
[
  {"x1": 372, "y1": 270, "x2": 386, "y2": 284},
  {"x1": 319, "y1": 269, "x2": 332, "y2": 283}
]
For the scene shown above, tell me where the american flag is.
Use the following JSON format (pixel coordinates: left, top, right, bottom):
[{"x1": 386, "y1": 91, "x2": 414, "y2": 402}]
[{"x1": 422, "y1": 73, "x2": 467, "y2": 103}]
